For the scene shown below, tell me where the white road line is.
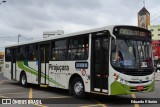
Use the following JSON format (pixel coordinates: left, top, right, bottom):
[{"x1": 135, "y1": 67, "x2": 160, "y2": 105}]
[{"x1": 0, "y1": 87, "x2": 23, "y2": 90}]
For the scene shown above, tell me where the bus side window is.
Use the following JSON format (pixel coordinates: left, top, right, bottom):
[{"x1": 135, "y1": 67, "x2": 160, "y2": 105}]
[
  {"x1": 52, "y1": 41, "x2": 57, "y2": 60},
  {"x1": 27, "y1": 45, "x2": 34, "y2": 61},
  {"x1": 33, "y1": 44, "x2": 38, "y2": 61},
  {"x1": 52, "y1": 40, "x2": 67, "y2": 60},
  {"x1": 17, "y1": 46, "x2": 26, "y2": 61},
  {"x1": 68, "y1": 35, "x2": 89, "y2": 60},
  {"x1": 5, "y1": 48, "x2": 11, "y2": 62}
]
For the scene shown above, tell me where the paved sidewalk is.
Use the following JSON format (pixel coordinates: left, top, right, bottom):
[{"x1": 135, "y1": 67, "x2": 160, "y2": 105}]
[{"x1": 155, "y1": 72, "x2": 160, "y2": 81}]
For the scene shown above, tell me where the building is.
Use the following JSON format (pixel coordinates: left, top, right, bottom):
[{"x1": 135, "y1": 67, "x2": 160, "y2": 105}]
[
  {"x1": 148, "y1": 25, "x2": 160, "y2": 65},
  {"x1": 0, "y1": 52, "x2": 4, "y2": 61},
  {"x1": 148, "y1": 25, "x2": 160, "y2": 40},
  {"x1": 138, "y1": 7, "x2": 150, "y2": 29}
]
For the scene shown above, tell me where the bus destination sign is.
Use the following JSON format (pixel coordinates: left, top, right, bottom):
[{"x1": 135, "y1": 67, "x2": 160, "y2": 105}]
[
  {"x1": 113, "y1": 26, "x2": 151, "y2": 38},
  {"x1": 119, "y1": 28, "x2": 146, "y2": 36}
]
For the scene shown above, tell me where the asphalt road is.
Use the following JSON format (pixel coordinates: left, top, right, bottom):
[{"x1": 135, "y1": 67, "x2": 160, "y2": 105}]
[{"x1": 0, "y1": 71, "x2": 160, "y2": 107}]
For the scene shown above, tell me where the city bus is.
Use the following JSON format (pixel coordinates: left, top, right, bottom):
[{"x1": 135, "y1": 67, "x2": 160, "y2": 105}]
[{"x1": 3, "y1": 25, "x2": 154, "y2": 98}]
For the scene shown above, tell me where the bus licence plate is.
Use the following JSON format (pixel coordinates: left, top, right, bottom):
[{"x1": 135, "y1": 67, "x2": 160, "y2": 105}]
[{"x1": 136, "y1": 86, "x2": 144, "y2": 91}]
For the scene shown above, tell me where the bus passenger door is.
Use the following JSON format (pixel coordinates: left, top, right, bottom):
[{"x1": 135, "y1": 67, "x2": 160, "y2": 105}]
[
  {"x1": 11, "y1": 48, "x2": 17, "y2": 80},
  {"x1": 39, "y1": 44, "x2": 50, "y2": 85},
  {"x1": 91, "y1": 32, "x2": 109, "y2": 93}
]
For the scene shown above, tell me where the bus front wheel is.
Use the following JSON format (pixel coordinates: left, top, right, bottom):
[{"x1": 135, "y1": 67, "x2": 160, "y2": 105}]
[
  {"x1": 20, "y1": 73, "x2": 27, "y2": 87},
  {"x1": 72, "y1": 77, "x2": 85, "y2": 98}
]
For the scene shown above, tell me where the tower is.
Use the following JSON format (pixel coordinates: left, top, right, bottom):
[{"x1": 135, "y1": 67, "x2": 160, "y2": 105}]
[{"x1": 138, "y1": 0, "x2": 150, "y2": 29}]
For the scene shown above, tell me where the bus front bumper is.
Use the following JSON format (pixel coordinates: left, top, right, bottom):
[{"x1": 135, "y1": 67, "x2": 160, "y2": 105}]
[{"x1": 110, "y1": 81, "x2": 154, "y2": 95}]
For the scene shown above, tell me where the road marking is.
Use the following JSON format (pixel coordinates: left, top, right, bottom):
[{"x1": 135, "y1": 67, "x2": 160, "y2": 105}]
[
  {"x1": 131, "y1": 94, "x2": 140, "y2": 107},
  {"x1": 0, "y1": 87, "x2": 23, "y2": 91},
  {"x1": 34, "y1": 104, "x2": 48, "y2": 107},
  {"x1": 28, "y1": 87, "x2": 48, "y2": 107},
  {"x1": 81, "y1": 104, "x2": 106, "y2": 107},
  {"x1": 29, "y1": 88, "x2": 32, "y2": 98},
  {"x1": 0, "y1": 92, "x2": 28, "y2": 96},
  {"x1": 94, "y1": 100, "x2": 107, "y2": 107},
  {"x1": 80, "y1": 100, "x2": 107, "y2": 107},
  {"x1": 0, "y1": 95, "x2": 9, "y2": 98},
  {"x1": 48, "y1": 96, "x2": 72, "y2": 98},
  {"x1": 0, "y1": 80, "x2": 10, "y2": 84}
]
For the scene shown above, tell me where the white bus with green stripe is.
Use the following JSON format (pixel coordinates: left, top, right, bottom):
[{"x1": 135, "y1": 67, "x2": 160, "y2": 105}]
[{"x1": 3, "y1": 25, "x2": 154, "y2": 98}]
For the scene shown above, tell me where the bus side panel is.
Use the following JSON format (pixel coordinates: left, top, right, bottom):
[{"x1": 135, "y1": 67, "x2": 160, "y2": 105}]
[
  {"x1": 3, "y1": 62, "x2": 11, "y2": 80},
  {"x1": 48, "y1": 61, "x2": 68, "y2": 89},
  {"x1": 48, "y1": 61, "x2": 91, "y2": 92},
  {"x1": 16, "y1": 61, "x2": 32, "y2": 84},
  {"x1": 41, "y1": 63, "x2": 45, "y2": 84},
  {"x1": 16, "y1": 63, "x2": 20, "y2": 81},
  {"x1": 28, "y1": 61, "x2": 38, "y2": 84},
  {"x1": 67, "y1": 61, "x2": 91, "y2": 93}
]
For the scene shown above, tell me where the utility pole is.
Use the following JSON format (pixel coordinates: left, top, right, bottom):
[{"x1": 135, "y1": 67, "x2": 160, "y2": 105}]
[
  {"x1": 17, "y1": 34, "x2": 33, "y2": 43},
  {"x1": 18, "y1": 34, "x2": 21, "y2": 43}
]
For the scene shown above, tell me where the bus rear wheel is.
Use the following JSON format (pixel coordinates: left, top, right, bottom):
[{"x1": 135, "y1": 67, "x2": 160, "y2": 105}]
[
  {"x1": 20, "y1": 73, "x2": 27, "y2": 87},
  {"x1": 72, "y1": 77, "x2": 85, "y2": 98}
]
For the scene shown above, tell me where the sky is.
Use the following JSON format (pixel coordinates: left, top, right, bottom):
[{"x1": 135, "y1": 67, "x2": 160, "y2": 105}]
[{"x1": 0, "y1": 0, "x2": 160, "y2": 51}]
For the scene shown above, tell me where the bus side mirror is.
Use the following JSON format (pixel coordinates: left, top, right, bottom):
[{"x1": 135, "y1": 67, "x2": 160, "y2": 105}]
[{"x1": 111, "y1": 38, "x2": 116, "y2": 52}]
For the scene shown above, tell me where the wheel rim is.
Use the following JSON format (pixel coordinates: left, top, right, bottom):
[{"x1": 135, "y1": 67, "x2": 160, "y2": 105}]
[
  {"x1": 22, "y1": 75, "x2": 26, "y2": 85},
  {"x1": 74, "y1": 81, "x2": 83, "y2": 95}
]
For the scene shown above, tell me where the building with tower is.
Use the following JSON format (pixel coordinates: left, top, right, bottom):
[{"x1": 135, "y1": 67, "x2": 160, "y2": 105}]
[
  {"x1": 137, "y1": 1, "x2": 160, "y2": 66},
  {"x1": 138, "y1": 7, "x2": 150, "y2": 29}
]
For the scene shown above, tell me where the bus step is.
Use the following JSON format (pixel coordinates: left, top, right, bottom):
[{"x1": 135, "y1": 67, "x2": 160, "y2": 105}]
[
  {"x1": 91, "y1": 91, "x2": 108, "y2": 95},
  {"x1": 40, "y1": 84, "x2": 48, "y2": 88}
]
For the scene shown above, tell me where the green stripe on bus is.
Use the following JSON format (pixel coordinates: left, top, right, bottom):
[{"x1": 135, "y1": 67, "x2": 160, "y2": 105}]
[
  {"x1": 17, "y1": 61, "x2": 65, "y2": 88},
  {"x1": 111, "y1": 81, "x2": 154, "y2": 95}
]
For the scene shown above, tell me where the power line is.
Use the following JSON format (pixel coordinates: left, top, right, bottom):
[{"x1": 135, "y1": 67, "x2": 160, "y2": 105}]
[
  {"x1": 151, "y1": 15, "x2": 160, "y2": 22},
  {"x1": 151, "y1": 10, "x2": 160, "y2": 19},
  {"x1": 20, "y1": 35, "x2": 33, "y2": 40}
]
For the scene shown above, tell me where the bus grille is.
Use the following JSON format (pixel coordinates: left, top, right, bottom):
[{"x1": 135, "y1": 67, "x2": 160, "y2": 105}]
[
  {"x1": 128, "y1": 81, "x2": 149, "y2": 84},
  {"x1": 130, "y1": 85, "x2": 149, "y2": 92},
  {"x1": 124, "y1": 70, "x2": 153, "y2": 76}
]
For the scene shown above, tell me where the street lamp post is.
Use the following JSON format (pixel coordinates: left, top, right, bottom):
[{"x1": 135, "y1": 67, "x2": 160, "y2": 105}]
[
  {"x1": 18, "y1": 34, "x2": 33, "y2": 43},
  {"x1": 18, "y1": 34, "x2": 21, "y2": 43},
  {"x1": 0, "y1": 0, "x2": 6, "y2": 5}
]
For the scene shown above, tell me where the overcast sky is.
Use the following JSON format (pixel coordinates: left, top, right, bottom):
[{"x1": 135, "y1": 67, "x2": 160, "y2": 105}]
[{"x1": 0, "y1": 0, "x2": 160, "y2": 51}]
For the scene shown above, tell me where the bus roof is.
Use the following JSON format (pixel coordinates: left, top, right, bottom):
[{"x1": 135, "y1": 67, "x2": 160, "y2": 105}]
[{"x1": 5, "y1": 25, "x2": 149, "y2": 48}]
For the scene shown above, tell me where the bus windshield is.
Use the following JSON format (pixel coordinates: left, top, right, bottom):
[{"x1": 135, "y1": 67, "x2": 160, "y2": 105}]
[{"x1": 112, "y1": 38, "x2": 153, "y2": 69}]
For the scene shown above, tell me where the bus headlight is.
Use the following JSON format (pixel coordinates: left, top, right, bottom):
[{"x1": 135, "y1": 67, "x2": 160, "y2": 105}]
[{"x1": 113, "y1": 73, "x2": 119, "y2": 80}]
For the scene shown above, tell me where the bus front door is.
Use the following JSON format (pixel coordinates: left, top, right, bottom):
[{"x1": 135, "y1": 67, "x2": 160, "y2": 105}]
[
  {"x1": 11, "y1": 48, "x2": 17, "y2": 80},
  {"x1": 39, "y1": 44, "x2": 49, "y2": 85},
  {"x1": 91, "y1": 34, "x2": 109, "y2": 93}
]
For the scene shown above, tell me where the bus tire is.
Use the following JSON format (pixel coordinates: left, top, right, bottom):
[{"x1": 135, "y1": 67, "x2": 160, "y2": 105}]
[
  {"x1": 72, "y1": 77, "x2": 85, "y2": 98},
  {"x1": 20, "y1": 73, "x2": 27, "y2": 87}
]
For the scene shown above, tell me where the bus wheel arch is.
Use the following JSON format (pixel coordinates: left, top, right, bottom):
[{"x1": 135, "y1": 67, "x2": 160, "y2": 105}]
[
  {"x1": 69, "y1": 73, "x2": 85, "y2": 98},
  {"x1": 20, "y1": 71, "x2": 28, "y2": 87}
]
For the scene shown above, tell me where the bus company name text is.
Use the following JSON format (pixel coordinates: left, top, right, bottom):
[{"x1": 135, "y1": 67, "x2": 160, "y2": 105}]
[
  {"x1": 49, "y1": 64, "x2": 69, "y2": 72},
  {"x1": 2, "y1": 99, "x2": 42, "y2": 105},
  {"x1": 131, "y1": 100, "x2": 157, "y2": 104}
]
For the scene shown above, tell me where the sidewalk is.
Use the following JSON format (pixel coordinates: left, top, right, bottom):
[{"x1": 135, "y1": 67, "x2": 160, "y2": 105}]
[{"x1": 155, "y1": 72, "x2": 160, "y2": 81}]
